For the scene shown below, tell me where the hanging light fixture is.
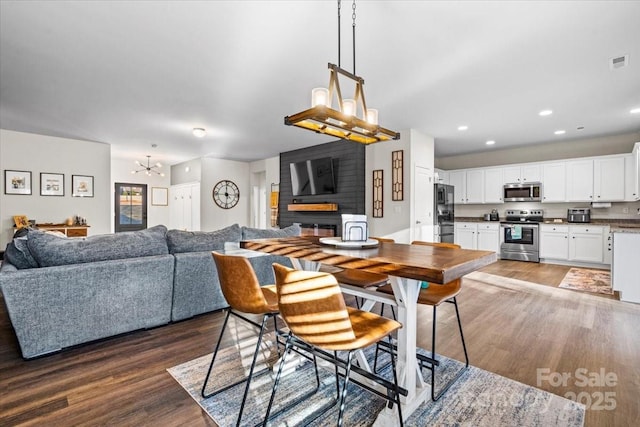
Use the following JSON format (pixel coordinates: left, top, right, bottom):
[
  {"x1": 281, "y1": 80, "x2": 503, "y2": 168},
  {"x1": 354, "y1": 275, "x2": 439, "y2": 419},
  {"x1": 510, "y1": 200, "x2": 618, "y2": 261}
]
[
  {"x1": 131, "y1": 155, "x2": 165, "y2": 177},
  {"x1": 284, "y1": 0, "x2": 399, "y2": 144}
]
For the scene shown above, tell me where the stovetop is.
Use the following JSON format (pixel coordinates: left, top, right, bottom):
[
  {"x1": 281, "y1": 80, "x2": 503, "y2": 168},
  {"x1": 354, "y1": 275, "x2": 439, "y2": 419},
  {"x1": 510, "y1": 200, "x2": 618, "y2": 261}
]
[{"x1": 501, "y1": 209, "x2": 544, "y2": 223}]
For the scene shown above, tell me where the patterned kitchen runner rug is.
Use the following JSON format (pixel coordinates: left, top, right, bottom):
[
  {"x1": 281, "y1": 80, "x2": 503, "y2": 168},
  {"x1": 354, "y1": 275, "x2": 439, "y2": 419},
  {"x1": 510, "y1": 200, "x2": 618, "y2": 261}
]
[
  {"x1": 558, "y1": 268, "x2": 613, "y2": 295},
  {"x1": 167, "y1": 340, "x2": 584, "y2": 426}
]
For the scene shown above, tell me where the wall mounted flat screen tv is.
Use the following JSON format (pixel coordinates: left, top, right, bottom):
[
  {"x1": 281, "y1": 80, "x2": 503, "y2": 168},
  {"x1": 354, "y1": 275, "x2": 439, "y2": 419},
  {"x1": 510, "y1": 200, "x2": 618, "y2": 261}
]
[{"x1": 290, "y1": 157, "x2": 336, "y2": 196}]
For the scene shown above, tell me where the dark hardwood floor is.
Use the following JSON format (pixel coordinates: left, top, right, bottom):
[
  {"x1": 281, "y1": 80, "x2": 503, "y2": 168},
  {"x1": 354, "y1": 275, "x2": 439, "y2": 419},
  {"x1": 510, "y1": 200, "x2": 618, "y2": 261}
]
[{"x1": 1, "y1": 260, "x2": 638, "y2": 426}]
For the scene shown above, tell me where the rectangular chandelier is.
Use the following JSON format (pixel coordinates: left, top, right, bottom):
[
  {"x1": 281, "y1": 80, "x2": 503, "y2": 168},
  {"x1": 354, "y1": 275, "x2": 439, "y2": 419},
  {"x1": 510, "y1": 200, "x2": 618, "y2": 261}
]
[{"x1": 285, "y1": 63, "x2": 400, "y2": 144}]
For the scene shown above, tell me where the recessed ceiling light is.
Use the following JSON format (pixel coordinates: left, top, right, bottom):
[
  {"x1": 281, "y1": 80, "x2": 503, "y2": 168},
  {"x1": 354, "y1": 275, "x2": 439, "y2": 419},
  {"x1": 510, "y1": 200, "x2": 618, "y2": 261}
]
[
  {"x1": 539, "y1": 110, "x2": 553, "y2": 116},
  {"x1": 554, "y1": 130, "x2": 566, "y2": 135},
  {"x1": 192, "y1": 127, "x2": 207, "y2": 138},
  {"x1": 457, "y1": 125, "x2": 468, "y2": 131},
  {"x1": 486, "y1": 140, "x2": 496, "y2": 145},
  {"x1": 631, "y1": 107, "x2": 640, "y2": 114}
]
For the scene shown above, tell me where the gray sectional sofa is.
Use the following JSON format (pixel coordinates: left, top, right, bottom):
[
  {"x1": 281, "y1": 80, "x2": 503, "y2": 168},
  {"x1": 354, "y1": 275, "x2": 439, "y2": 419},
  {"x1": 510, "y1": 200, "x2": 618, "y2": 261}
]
[{"x1": 0, "y1": 223, "x2": 297, "y2": 359}]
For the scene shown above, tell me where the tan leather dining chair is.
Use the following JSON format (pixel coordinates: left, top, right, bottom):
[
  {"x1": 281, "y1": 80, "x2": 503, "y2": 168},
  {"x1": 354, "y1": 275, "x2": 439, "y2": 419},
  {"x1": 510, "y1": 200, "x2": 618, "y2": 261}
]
[
  {"x1": 264, "y1": 263, "x2": 405, "y2": 426},
  {"x1": 201, "y1": 252, "x2": 284, "y2": 426},
  {"x1": 375, "y1": 241, "x2": 469, "y2": 401}
]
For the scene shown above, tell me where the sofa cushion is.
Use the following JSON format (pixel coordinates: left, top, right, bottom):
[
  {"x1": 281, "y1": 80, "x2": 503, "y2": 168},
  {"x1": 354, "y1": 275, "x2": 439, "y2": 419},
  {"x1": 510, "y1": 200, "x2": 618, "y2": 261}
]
[
  {"x1": 166, "y1": 223, "x2": 242, "y2": 254},
  {"x1": 4, "y1": 237, "x2": 39, "y2": 269},
  {"x1": 27, "y1": 225, "x2": 169, "y2": 267},
  {"x1": 241, "y1": 224, "x2": 301, "y2": 240}
]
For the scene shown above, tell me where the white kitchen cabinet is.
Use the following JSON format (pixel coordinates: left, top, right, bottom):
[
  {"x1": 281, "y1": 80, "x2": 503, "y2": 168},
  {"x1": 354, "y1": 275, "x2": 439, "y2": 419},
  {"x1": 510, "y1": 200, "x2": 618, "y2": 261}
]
[
  {"x1": 603, "y1": 226, "x2": 612, "y2": 265},
  {"x1": 624, "y1": 154, "x2": 637, "y2": 201},
  {"x1": 593, "y1": 156, "x2": 625, "y2": 201},
  {"x1": 449, "y1": 170, "x2": 467, "y2": 204},
  {"x1": 483, "y1": 167, "x2": 504, "y2": 203},
  {"x1": 630, "y1": 143, "x2": 640, "y2": 201},
  {"x1": 477, "y1": 223, "x2": 500, "y2": 253},
  {"x1": 612, "y1": 231, "x2": 640, "y2": 303},
  {"x1": 540, "y1": 224, "x2": 569, "y2": 259},
  {"x1": 435, "y1": 168, "x2": 449, "y2": 185},
  {"x1": 455, "y1": 222, "x2": 477, "y2": 249},
  {"x1": 569, "y1": 225, "x2": 604, "y2": 263},
  {"x1": 449, "y1": 169, "x2": 484, "y2": 204},
  {"x1": 455, "y1": 222, "x2": 499, "y2": 252},
  {"x1": 541, "y1": 162, "x2": 566, "y2": 203},
  {"x1": 566, "y1": 159, "x2": 594, "y2": 202},
  {"x1": 466, "y1": 169, "x2": 485, "y2": 204},
  {"x1": 503, "y1": 164, "x2": 541, "y2": 184}
]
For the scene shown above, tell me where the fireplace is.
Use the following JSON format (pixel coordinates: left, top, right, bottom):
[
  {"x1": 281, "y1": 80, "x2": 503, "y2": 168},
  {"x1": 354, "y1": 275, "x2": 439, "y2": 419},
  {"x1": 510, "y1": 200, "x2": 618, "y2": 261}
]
[{"x1": 299, "y1": 223, "x2": 337, "y2": 237}]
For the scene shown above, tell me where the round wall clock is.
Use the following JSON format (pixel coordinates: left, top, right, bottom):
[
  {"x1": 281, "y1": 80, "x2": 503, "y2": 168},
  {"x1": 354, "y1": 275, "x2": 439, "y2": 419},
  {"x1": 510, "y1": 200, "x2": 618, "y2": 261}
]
[{"x1": 212, "y1": 180, "x2": 240, "y2": 209}]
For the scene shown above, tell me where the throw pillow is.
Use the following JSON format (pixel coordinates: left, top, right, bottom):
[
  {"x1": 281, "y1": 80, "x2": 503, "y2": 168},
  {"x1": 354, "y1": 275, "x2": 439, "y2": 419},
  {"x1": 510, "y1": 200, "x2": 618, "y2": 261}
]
[
  {"x1": 241, "y1": 223, "x2": 301, "y2": 240},
  {"x1": 4, "y1": 236, "x2": 39, "y2": 269},
  {"x1": 166, "y1": 223, "x2": 242, "y2": 254},
  {"x1": 27, "y1": 225, "x2": 169, "y2": 267}
]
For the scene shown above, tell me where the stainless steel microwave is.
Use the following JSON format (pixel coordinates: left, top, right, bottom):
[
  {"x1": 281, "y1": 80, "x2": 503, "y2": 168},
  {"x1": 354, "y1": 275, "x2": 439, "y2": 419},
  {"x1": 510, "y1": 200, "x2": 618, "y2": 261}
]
[{"x1": 503, "y1": 182, "x2": 542, "y2": 202}]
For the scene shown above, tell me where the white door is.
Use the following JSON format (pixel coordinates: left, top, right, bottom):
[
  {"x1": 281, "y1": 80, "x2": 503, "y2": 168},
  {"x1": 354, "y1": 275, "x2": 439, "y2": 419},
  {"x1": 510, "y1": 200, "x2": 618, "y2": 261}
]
[{"x1": 412, "y1": 166, "x2": 434, "y2": 242}]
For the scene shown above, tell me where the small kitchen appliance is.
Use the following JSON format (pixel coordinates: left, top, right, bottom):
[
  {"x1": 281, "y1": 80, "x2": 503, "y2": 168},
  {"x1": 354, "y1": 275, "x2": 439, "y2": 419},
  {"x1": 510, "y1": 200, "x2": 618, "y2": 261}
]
[{"x1": 567, "y1": 208, "x2": 591, "y2": 223}]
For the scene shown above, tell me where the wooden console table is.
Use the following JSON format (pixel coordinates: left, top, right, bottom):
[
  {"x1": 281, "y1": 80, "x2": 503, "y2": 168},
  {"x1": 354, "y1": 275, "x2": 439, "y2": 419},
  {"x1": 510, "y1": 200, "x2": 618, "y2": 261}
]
[{"x1": 34, "y1": 224, "x2": 90, "y2": 237}]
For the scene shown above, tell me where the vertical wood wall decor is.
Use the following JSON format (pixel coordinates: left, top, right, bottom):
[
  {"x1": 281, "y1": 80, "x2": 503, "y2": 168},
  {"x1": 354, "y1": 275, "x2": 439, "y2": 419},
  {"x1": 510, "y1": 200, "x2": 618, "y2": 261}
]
[
  {"x1": 392, "y1": 150, "x2": 404, "y2": 201},
  {"x1": 373, "y1": 169, "x2": 383, "y2": 218}
]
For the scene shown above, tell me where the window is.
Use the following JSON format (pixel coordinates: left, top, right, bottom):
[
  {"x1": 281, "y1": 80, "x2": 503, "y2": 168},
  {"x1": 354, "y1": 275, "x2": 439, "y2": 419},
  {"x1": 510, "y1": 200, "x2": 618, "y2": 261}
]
[{"x1": 115, "y1": 183, "x2": 147, "y2": 232}]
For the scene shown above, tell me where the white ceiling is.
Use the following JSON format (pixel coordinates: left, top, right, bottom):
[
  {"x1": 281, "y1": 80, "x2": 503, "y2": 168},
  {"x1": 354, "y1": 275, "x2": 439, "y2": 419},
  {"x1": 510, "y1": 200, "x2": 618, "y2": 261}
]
[{"x1": 1, "y1": 1, "x2": 639, "y2": 166}]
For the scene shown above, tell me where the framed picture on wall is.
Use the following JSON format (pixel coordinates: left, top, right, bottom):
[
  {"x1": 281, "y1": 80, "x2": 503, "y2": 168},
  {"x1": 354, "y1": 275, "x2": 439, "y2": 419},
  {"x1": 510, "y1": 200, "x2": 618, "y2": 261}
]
[
  {"x1": 40, "y1": 172, "x2": 65, "y2": 196},
  {"x1": 72, "y1": 175, "x2": 94, "y2": 197},
  {"x1": 151, "y1": 187, "x2": 168, "y2": 206},
  {"x1": 4, "y1": 170, "x2": 32, "y2": 195}
]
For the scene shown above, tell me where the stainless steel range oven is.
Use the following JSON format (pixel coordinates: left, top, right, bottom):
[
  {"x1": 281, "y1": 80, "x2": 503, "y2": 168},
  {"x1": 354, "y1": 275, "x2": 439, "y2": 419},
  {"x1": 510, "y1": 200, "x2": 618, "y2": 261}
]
[{"x1": 500, "y1": 210, "x2": 543, "y2": 262}]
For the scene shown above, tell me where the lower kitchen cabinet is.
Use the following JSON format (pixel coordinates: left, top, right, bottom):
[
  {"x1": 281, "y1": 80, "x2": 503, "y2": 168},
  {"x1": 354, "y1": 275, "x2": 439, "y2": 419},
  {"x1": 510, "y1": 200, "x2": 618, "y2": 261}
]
[
  {"x1": 540, "y1": 224, "x2": 606, "y2": 264},
  {"x1": 455, "y1": 222, "x2": 499, "y2": 253},
  {"x1": 540, "y1": 225, "x2": 569, "y2": 259}
]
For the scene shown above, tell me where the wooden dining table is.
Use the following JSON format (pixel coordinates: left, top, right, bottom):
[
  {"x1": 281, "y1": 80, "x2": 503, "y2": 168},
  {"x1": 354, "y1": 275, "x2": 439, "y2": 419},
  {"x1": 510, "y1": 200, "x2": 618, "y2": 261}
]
[{"x1": 240, "y1": 236, "x2": 497, "y2": 425}]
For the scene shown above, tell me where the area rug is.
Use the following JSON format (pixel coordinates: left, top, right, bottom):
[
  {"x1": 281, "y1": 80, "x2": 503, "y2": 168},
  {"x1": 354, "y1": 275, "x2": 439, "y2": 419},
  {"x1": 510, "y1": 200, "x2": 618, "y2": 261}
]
[
  {"x1": 558, "y1": 268, "x2": 613, "y2": 295},
  {"x1": 168, "y1": 331, "x2": 584, "y2": 426}
]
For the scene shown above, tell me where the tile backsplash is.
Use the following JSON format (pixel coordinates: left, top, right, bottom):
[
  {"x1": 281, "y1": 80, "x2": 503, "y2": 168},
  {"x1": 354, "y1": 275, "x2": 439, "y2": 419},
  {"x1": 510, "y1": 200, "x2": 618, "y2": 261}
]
[{"x1": 456, "y1": 201, "x2": 640, "y2": 220}]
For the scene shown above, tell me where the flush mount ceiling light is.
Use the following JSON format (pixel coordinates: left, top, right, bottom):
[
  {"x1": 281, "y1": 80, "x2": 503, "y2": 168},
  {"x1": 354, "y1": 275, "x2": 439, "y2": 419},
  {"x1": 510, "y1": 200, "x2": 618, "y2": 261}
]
[
  {"x1": 131, "y1": 155, "x2": 165, "y2": 177},
  {"x1": 192, "y1": 128, "x2": 207, "y2": 138},
  {"x1": 284, "y1": 0, "x2": 399, "y2": 144},
  {"x1": 539, "y1": 110, "x2": 553, "y2": 116}
]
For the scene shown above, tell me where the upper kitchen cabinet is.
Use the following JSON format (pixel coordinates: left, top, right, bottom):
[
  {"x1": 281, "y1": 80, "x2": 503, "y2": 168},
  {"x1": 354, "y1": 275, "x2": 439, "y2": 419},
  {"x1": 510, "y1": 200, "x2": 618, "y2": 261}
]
[
  {"x1": 624, "y1": 154, "x2": 638, "y2": 201},
  {"x1": 566, "y1": 156, "x2": 625, "y2": 202},
  {"x1": 632, "y1": 143, "x2": 640, "y2": 201},
  {"x1": 503, "y1": 164, "x2": 541, "y2": 184},
  {"x1": 435, "y1": 168, "x2": 449, "y2": 185},
  {"x1": 541, "y1": 162, "x2": 566, "y2": 203},
  {"x1": 593, "y1": 156, "x2": 625, "y2": 202},
  {"x1": 484, "y1": 167, "x2": 504, "y2": 203},
  {"x1": 566, "y1": 159, "x2": 594, "y2": 201},
  {"x1": 449, "y1": 169, "x2": 484, "y2": 204}
]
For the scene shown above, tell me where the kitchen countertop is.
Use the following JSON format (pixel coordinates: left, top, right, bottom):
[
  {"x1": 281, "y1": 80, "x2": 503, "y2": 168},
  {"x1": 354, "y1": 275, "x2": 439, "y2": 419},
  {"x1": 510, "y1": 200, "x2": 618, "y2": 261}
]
[{"x1": 455, "y1": 217, "x2": 640, "y2": 232}]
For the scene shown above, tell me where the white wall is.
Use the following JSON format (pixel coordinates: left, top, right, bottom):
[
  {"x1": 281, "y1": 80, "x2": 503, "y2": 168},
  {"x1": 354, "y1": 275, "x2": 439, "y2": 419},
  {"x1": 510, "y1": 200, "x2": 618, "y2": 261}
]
[
  {"x1": 0, "y1": 129, "x2": 110, "y2": 247},
  {"x1": 110, "y1": 157, "x2": 171, "y2": 232},
  {"x1": 365, "y1": 129, "x2": 435, "y2": 242},
  {"x1": 200, "y1": 157, "x2": 250, "y2": 231}
]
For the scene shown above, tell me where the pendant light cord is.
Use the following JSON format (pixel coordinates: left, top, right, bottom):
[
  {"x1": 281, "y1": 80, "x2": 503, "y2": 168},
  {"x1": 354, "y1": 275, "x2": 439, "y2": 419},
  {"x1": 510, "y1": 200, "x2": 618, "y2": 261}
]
[
  {"x1": 337, "y1": 0, "x2": 341, "y2": 68},
  {"x1": 352, "y1": 0, "x2": 356, "y2": 75}
]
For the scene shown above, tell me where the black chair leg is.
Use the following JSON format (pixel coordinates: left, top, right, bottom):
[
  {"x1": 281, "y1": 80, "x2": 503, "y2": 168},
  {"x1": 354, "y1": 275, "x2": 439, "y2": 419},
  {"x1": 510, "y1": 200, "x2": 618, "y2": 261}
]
[
  {"x1": 337, "y1": 351, "x2": 354, "y2": 427},
  {"x1": 430, "y1": 297, "x2": 469, "y2": 401},
  {"x1": 387, "y1": 334, "x2": 404, "y2": 426},
  {"x1": 263, "y1": 334, "x2": 293, "y2": 426},
  {"x1": 201, "y1": 309, "x2": 232, "y2": 398}
]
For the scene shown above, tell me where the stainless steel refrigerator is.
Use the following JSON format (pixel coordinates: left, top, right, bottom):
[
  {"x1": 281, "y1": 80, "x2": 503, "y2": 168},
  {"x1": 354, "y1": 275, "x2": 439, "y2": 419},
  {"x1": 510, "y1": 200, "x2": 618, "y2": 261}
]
[{"x1": 434, "y1": 184, "x2": 455, "y2": 243}]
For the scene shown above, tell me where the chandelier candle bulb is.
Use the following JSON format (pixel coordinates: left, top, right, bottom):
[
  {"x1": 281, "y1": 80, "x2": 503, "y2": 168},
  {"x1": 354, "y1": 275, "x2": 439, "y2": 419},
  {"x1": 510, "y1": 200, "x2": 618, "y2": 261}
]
[
  {"x1": 366, "y1": 108, "x2": 378, "y2": 125},
  {"x1": 311, "y1": 87, "x2": 330, "y2": 107},
  {"x1": 342, "y1": 99, "x2": 356, "y2": 116}
]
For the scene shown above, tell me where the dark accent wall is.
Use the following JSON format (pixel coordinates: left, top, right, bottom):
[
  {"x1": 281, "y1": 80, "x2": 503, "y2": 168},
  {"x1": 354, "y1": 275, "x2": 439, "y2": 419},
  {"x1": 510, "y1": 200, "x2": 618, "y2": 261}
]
[{"x1": 279, "y1": 140, "x2": 365, "y2": 236}]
